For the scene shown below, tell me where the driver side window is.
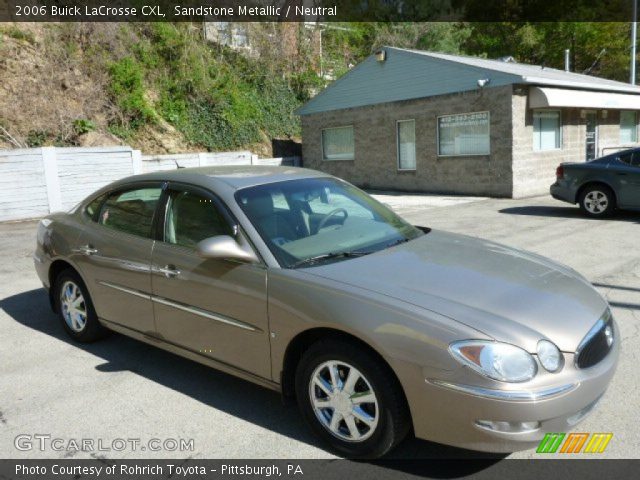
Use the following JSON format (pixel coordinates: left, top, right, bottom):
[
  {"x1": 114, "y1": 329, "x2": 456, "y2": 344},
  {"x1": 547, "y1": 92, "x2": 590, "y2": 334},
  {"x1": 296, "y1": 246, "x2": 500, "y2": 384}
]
[{"x1": 165, "y1": 190, "x2": 232, "y2": 249}]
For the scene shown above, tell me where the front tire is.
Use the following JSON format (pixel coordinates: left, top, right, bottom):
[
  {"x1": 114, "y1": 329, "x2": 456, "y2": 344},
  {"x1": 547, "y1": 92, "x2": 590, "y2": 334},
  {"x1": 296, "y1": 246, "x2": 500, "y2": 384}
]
[
  {"x1": 54, "y1": 269, "x2": 107, "y2": 342},
  {"x1": 295, "y1": 338, "x2": 410, "y2": 458},
  {"x1": 578, "y1": 185, "x2": 615, "y2": 217}
]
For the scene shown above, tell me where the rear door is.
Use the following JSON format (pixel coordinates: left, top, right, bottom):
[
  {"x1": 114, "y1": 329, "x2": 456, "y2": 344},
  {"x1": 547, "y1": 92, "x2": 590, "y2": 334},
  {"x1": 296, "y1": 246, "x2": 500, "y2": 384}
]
[
  {"x1": 75, "y1": 183, "x2": 163, "y2": 334},
  {"x1": 150, "y1": 183, "x2": 271, "y2": 379}
]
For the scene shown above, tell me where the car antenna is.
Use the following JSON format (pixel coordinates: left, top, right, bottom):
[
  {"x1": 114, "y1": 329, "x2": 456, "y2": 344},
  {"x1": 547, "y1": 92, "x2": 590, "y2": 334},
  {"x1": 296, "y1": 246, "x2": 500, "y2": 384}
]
[{"x1": 174, "y1": 160, "x2": 185, "y2": 169}]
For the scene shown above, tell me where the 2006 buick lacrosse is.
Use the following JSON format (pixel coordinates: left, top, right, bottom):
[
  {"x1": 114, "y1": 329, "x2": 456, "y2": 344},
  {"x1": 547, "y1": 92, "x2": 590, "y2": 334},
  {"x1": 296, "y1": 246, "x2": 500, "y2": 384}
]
[{"x1": 34, "y1": 166, "x2": 619, "y2": 458}]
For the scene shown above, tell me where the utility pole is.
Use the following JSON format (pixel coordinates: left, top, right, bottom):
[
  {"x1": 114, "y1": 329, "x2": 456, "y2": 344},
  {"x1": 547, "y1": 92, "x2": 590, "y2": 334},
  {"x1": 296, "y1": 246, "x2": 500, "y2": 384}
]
[{"x1": 632, "y1": 0, "x2": 638, "y2": 84}]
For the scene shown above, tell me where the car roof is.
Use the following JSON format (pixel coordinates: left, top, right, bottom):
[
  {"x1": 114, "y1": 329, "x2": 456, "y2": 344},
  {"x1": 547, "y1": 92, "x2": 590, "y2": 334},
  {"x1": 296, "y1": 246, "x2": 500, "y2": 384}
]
[{"x1": 109, "y1": 165, "x2": 331, "y2": 193}]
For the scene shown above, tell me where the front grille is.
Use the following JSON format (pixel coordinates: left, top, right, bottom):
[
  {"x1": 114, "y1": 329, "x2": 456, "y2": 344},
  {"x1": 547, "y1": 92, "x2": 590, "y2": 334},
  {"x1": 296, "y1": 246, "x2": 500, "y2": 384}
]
[{"x1": 576, "y1": 315, "x2": 614, "y2": 369}]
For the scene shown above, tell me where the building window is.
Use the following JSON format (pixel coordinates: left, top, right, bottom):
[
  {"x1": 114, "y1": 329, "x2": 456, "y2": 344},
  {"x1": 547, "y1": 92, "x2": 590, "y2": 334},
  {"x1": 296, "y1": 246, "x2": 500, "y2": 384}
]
[
  {"x1": 397, "y1": 120, "x2": 416, "y2": 170},
  {"x1": 620, "y1": 111, "x2": 638, "y2": 144},
  {"x1": 437, "y1": 112, "x2": 490, "y2": 156},
  {"x1": 533, "y1": 110, "x2": 561, "y2": 151},
  {"x1": 322, "y1": 126, "x2": 354, "y2": 160}
]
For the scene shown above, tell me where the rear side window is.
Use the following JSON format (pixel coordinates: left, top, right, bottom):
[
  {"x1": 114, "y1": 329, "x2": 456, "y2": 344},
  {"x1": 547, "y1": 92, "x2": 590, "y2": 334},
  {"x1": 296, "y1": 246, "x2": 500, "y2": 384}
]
[
  {"x1": 618, "y1": 152, "x2": 632, "y2": 165},
  {"x1": 98, "y1": 187, "x2": 162, "y2": 238},
  {"x1": 617, "y1": 151, "x2": 640, "y2": 167}
]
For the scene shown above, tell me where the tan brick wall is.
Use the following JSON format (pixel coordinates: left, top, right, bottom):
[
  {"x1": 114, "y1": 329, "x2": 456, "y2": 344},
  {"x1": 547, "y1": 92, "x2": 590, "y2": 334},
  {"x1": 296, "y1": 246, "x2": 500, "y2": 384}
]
[
  {"x1": 302, "y1": 85, "x2": 640, "y2": 198},
  {"x1": 301, "y1": 84, "x2": 514, "y2": 197},
  {"x1": 511, "y1": 86, "x2": 640, "y2": 198}
]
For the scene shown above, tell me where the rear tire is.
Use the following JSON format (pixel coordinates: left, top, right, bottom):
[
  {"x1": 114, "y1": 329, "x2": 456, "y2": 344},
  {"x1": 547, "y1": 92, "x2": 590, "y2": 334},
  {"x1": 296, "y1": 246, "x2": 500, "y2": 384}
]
[
  {"x1": 578, "y1": 185, "x2": 615, "y2": 218},
  {"x1": 295, "y1": 338, "x2": 410, "y2": 458},
  {"x1": 54, "y1": 269, "x2": 107, "y2": 342}
]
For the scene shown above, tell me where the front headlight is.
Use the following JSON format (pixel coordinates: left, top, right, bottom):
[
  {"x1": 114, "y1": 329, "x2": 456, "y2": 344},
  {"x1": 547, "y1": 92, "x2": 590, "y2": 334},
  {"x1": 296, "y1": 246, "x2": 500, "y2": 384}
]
[{"x1": 449, "y1": 340, "x2": 537, "y2": 383}]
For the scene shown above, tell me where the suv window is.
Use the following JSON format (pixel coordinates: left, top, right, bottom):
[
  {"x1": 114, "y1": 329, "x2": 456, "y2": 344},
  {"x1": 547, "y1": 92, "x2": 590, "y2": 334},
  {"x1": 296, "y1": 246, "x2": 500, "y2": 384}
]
[
  {"x1": 98, "y1": 187, "x2": 162, "y2": 238},
  {"x1": 165, "y1": 190, "x2": 232, "y2": 249}
]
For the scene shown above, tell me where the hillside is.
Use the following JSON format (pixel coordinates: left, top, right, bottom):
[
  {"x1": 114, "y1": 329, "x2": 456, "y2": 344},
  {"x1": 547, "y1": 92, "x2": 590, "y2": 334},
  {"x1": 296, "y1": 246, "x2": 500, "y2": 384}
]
[
  {"x1": 0, "y1": 22, "x2": 631, "y2": 154},
  {"x1": 0, "y1": 23, "x2": 307, "y2": 155}
]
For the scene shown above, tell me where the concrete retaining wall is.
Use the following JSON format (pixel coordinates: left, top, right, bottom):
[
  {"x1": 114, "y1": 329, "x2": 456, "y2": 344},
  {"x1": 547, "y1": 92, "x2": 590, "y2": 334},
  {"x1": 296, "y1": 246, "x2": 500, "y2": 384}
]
[{"x1": 0, "y1": 146, "x2": 300, "y2": 222}]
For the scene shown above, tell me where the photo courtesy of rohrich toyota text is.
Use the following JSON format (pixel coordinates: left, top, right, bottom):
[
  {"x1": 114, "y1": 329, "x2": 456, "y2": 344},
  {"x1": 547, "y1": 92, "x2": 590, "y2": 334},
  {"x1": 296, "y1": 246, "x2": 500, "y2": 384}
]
[{"x1": 0, "y1": 0, "x2": 639, "y2": 479}]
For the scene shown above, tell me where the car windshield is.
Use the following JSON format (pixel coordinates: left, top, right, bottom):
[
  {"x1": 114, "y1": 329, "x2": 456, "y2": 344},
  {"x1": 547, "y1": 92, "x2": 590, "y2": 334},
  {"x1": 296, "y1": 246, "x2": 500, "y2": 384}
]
[{"x1": 236, "y1": 178, "x2": 424, "y2": 268}]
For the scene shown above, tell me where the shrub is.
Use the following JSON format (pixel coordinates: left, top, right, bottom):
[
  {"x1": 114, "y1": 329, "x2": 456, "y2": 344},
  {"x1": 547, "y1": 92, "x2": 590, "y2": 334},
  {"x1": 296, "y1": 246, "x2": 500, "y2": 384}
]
[
  {"x1": 73, "y1": 119, "x2": 96, "y2": 135},
  {"x1": 108, "y1": 57, "x2": 156, "y2": 129}
]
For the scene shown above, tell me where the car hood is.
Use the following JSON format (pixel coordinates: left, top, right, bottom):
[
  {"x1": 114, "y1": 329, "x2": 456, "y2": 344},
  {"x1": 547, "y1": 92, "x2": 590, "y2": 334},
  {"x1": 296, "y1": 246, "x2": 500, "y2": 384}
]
[{"x1": 305, "y1": 230, "x2": 607, "y2": 352}]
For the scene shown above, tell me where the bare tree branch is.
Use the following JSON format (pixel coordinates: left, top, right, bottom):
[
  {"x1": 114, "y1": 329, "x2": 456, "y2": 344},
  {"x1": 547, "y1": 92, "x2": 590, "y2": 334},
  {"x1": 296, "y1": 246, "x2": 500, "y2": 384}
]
[{"x1": 0, "y1": 125, "x2": 27, "y2": 149}]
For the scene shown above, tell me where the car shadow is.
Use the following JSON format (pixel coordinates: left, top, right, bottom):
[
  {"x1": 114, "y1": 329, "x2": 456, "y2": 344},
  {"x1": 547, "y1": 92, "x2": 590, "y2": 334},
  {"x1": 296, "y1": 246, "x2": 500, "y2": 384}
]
[
  {"x1": 1, "y1": 288, "x2": 506, "y2": 475},
  {"x1": 498, "y1": 205, "x2": 640, "y2": 223}
]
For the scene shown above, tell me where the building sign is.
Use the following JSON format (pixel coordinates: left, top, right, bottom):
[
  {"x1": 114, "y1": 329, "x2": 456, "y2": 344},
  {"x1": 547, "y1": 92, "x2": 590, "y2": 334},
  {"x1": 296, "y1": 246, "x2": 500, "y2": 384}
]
[{"x1": 438, "y1": 111, "x2": 490, "y2": 156}]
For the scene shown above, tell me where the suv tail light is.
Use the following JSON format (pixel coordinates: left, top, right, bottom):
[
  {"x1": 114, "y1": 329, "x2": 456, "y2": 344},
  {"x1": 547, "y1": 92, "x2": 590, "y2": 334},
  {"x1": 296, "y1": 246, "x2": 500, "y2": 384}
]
[{"x1": 556, "y1": 165, "x2": 564, "y2": 180}]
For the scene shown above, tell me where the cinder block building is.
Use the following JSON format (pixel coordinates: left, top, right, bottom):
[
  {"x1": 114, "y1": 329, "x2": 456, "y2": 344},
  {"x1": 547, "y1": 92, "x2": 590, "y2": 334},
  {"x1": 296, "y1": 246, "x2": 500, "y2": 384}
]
[{"x1": 297, "y1": 47, "x2": 640, "y2": 198}]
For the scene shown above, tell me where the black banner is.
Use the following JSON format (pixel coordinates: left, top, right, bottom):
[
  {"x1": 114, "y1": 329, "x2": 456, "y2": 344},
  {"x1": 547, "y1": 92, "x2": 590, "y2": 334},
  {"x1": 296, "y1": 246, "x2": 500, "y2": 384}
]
[
  {"x1": 1, "y1": 459, "x2": 639, "y2": 480},
  {"x1": 0, "y1": 0, "x2": 637, "y2": 22}
]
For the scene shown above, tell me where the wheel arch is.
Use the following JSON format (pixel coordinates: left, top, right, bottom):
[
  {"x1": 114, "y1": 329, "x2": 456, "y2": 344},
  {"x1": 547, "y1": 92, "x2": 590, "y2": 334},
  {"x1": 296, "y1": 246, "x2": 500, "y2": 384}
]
[
  {"x1": 280, "y1": 327, "x2": 410, "y2": 416},
  {"x1": 48, "y1": 259, "x2": 86, "y2": 312},
  {"x1": 576, "y1": 180, "x2": 617, "y2": 206}
]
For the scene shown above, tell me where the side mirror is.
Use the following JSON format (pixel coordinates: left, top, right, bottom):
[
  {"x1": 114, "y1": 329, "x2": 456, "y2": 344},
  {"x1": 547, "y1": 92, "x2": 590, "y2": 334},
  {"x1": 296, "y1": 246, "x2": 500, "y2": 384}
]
[{"x1": 196, "y1": 235, "x2": 259, "y2": 263}]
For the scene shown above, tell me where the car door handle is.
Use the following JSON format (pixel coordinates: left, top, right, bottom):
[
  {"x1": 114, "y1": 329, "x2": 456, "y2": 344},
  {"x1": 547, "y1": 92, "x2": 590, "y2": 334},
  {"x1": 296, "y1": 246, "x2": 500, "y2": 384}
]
[
  {"x1": 616, "y1": 172, "x2": 627, "y2": 176},
  {"x1": 157, "y1": 265, "x2": 181, "y2": 278},
  {"x1": 75, "y1": 245, "x2": 98, "y2": 256}
]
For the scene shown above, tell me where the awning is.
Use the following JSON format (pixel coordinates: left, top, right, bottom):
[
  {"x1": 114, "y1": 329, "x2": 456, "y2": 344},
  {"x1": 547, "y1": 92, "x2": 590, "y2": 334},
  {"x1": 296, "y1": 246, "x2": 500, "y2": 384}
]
[{"x1": 529, "y1": 87, "x2": 640, "y2": 110}]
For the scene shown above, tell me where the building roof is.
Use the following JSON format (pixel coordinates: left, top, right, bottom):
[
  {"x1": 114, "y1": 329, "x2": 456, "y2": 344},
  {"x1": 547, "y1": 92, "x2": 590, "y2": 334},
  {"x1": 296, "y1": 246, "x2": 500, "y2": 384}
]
[{"x1": 297, "y1": 46, "x2": 640, "y2": 116}]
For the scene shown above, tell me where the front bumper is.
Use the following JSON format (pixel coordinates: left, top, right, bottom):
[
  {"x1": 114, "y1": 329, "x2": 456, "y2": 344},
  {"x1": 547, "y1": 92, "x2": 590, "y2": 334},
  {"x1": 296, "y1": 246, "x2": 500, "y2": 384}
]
[{"x1": 399, "y1": 322, "x2": 620, "y2": 453}]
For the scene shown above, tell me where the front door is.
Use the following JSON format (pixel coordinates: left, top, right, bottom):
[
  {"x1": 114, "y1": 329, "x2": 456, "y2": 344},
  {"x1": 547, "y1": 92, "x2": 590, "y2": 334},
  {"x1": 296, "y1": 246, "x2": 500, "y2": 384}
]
[
  {"x1": 150, "y1": 184, "x2": 271, "y2": 379},
  {"x1": 586, "y1": 112, "x2": 598, "y2": 161},
  {"x1": 75, "y1": 184, "x2": 163, "y2": 334}
]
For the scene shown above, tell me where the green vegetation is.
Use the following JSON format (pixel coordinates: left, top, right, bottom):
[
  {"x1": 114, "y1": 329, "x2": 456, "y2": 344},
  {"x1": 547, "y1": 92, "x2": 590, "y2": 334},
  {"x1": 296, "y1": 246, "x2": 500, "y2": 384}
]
[
  {"x1": 95, "y1": 23, "x2": 304, "y2": 150},
  {"x1": 73, "y1": 119, "x2": 96, "y2": 135},
  {"x1": 0, "y1": 26, "x2": 35, "y2": 44},
  {"x1": 109, "y1": 57, "x2": 157, "y2": 129}
]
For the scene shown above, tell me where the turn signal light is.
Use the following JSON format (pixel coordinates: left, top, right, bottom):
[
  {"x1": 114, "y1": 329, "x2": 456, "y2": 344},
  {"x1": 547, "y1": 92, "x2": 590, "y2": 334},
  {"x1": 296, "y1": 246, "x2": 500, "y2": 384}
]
[{"x1": 556, "y1": 165, "x2": 565, "y2": 179}]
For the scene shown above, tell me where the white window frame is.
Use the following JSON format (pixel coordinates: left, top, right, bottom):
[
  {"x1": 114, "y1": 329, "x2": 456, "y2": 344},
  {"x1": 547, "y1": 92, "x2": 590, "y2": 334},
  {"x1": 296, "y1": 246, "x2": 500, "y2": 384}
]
[
  {"x1": 437, "y1": 111, "x2": 491, "y2": 157},
  {"x1": 321, "y1": 125, "x2": 355, "y2": 161},
  {"x1": 396, "y1": 119, "x2": 416, "y2": 171},
  {"x1": 620, "y1": 110, "x2": 638, "y2": 144},
  {"x1": 532, "y1": 109, "x2": 563, "y2": 151}
]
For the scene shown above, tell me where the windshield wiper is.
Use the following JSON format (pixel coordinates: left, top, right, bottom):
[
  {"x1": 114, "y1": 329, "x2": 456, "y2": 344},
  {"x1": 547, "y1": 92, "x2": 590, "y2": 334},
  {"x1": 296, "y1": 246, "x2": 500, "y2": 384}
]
[{"x1": 291, "y1": 250, "x2": 371, "y2": 269}]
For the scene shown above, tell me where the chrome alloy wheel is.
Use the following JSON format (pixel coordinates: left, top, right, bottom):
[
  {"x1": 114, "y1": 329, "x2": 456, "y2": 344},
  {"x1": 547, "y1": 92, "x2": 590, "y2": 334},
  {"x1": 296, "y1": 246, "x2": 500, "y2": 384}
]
[
  {"x1": 584, "y1": 190, "x2": 609, "y2": 214},
  {"x1": 60, "y1": 280, "x2": 87, "y2": 333},
  {"x1": 308, "y1": 360, "x2": 379, "y2": 442}
]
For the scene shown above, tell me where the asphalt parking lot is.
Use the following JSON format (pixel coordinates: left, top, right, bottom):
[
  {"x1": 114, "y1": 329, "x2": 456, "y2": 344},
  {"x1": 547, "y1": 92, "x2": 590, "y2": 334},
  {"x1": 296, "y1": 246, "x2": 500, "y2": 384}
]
[{"x1": 1, "y1": 194, "x2": 638, "y2": 460}]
